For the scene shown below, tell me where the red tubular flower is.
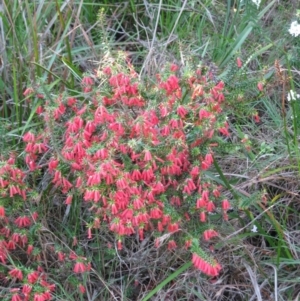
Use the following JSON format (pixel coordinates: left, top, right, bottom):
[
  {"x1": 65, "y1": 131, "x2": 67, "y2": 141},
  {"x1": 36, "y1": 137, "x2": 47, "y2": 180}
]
[
  {"x1": 201, "y1": 159, "x2": 211, "y2": 170},
  {"x1": 65, "y1": 195, "x2": 73, "y2": 205},
  {"x1": 11, "y1": 233, "x2": 21, "y2": 244},
  {"x1": 14, "y1": 216, "x2": 32, "y2": 228},
  {"x1": 186, "y1": 178, "x2": 196, "y2": 191},
  {"x1": 69, "y1": 251, "x2": 77, "y2": 260},
  {"x1": 236, "y1": 57, "x2": 242, "y2": 68},
  {"x1": 9, "y1": 185, "x2": 18, "y2": 197},
  {"x1": 192, "y1": 253, "x2": 209, "y2": 273},
  {"x1": 143, "y1": 150, "x2": 152, "y2": 161},
  {"x1": 0, "y1": 206, "x2": 5, "y2": 218},
  {"x1": 253, "y1": 113, "x2": 260, "y2": 123},
  {"x1": 0, "y1": 177, "x2": 7, "y2": 188},
  {"x1": 196, "y1": 198, "x2": 206, "y2": 209},
  {"x1": 203, "y1": 229, "x2": 218, "y2": 241},
  {"x1": 206, "y1": 201, "x2": 215, "y2": 212},
  {"x1": 57, "y1": 251, "x2": 65, "y2": 262},
  {"x1": 62, "y1": 177, "x2": 73, "y2": 192},
  {"x1": 6, "y1": 240, "x2": 16, "y2": 250},
  {"x1": 222, "y1": 199, "x2": 230, "y2": 211},
  {"x1": 11, "y1": 293, "x2": 22, "y2": 301},
  {"x1": 78, "y1": 284, "x2": 86, "y2": 294},
  {"x1": 167, "y1": 222, "x2": 179, "y2": 233},
  {"x1": 82, "y1": 76, "x2": 94, "y2": 86},
  {"x1": 40, "y1": 279, "x2": 56, "y2": 291},
  {"x1": 117, "y1": 240, "x2": 122, "y2": 250},
  {"x1": 138, "y1": 228, "x2": 144, "y2": 240},
  {"x1": 32, "y1": 212, "x2": 38, "y2": 222},
  {"x1": 9, "y1": 268, "x2": 23, "y2": 280},
  {"x1": 150, "y1": 207, "x2": 162, "y2": 219},
  {"x1": 170, "y1": 63, "x2": 179, "y2": 72},
  {"x1": 23, "y1": 131, "x2": 35, "y2": 143},
  {"x1": 103, "y1": 66, "x2": 111, "y2": 75},
  {"x1": 190, "y1": 166, "x2": 200, "y2": 178},
  {"x1": 75, "y1": 176, "x2": 83, "y2": 188},
  {"x1": 74, "y1": 262, "x2": 87, "y2": 273},
  {"x1": 201, "y1": 190, "x2": 209, "y2": 202},
  {"x1": 177, "y1": 105, "x2": 187, "y2": 118},
  {"x1": 170, "y1": 196, "x2": 181, "y2": 206},
  {"x1": 22, "y1": 284, "x2": 32, "y2": 298},
  {"x1": 27, "y1": 244, "x2": 34, "y2": 255},
  {"x1": 161, "y1": 75, "x2": 180, "y2": 94},
  {"x1": 48, "y1": 158, "x2": 59, "y2": 171},
  {"x1": 167, "y1": 240, "x2": 177, "y2": 250},
  {"x1": 199, "y1": 109, "x2": 210, "y2": 120},
  {"x1": 27, "y1": 160, "x2": 37, "y2": 171},
  {"x1": 87, "y1": 227, "x2": 92, "y2": 239},
  {"x1": 219, "y1": 127, "x2": 229, "y2": 136},
  {"x1": 213, "y1": 188, "x2": 221, "y2": 198},
  {"x1": 205, "y1": 153, "x2": 213, "y2": 165},
  {"x1": 42, "y1": 291, "x2": 51, "y2": 301},
  {"x1": 257, "y1": 82, "x2": 264, "y2": 91},
  {"x1": 27, "y1": 270, "x2": 39, "y2": 284},
  {"x1": 185, "y1": 240, "x2": 192, "y2": 249},
  {"x1": 72, "y1": 236, "x2": 78, "y2": 247},
  {"x1": 23, "y1": 87, "x2": 34, "y2": 96},
  {"x1": 192, "y1": 253, "x2": 222, "y2": 276},
  {"x1": 33, "y1": 293, "x2": 46, "y2": 301},
  {"x1": 133, "y1": 198, "x2": 143, "y2": 210},
  {"x1": 20, "y1": 234, "x2": 28, "y2": 246},
  {"x1": 200, "y1": 211, "x2": 206, "y2": 222}
]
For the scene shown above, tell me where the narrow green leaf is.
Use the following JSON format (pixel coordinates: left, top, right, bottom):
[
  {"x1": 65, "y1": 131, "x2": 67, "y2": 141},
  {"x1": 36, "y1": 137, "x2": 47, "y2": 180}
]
[
  {"x1": 220, "y1": 25, "x2": 253, "y2": 68},
  {"x1": 141, "y1": 262, "x2": 192, "y2": 301}
]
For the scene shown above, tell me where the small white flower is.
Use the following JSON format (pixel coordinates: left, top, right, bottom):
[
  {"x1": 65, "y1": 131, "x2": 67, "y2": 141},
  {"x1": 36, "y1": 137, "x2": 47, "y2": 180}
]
[
  {"x1": 251, "y1": 0, "x2": 261, "y2": 8},
  {"x1": 289, "y1": 21, "x2": 300, "y2": 37},
  {"x1": 251, "y1": 225, "x2": 258, "y2": 233},
  {"x1": 287, "y1": 90, "x2": 300, "y2": 101}
]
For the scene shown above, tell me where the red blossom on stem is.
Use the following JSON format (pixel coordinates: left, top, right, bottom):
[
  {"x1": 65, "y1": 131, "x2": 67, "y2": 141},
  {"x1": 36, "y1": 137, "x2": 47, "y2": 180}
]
[
  {"x1": 167, "y1": 240, "x2": 177, "y2": 250},
  {"x1": 27, "y1": 270, "x2": 39, "y2": 284},
  {"x1": 9, "y1": 268, "x2": 23, "y2": 280},
  {"x1": 0, "y1": 206, "x2": 5, "y2": 218},
  {"x1": 74, "y1": 261, "x2": 89, "y2": 273},
  {"x1": 203, "y1": 229, "x2": 219, "y2": 241},
  {"x1": 78, "y1": 284, "x2": 86, "y2": 294},
  {"x1": 236, "y1": 57, "x2": 242, "y2": 68},
  {"x1": 192, "y1": 253, "x2": 222, "y2": 276},
  {"x1": 11, "y1": 293, "x2": 22, "y2": 301},
  {"x1": 14, "y1": 216, "x2": 32, "y2": 228},
  {"x1": 222, "y1": 199, "x2": 230, "y2": 211},
  {"x1": 257, "y1": 82, "x2": 264, "y2": 91}
]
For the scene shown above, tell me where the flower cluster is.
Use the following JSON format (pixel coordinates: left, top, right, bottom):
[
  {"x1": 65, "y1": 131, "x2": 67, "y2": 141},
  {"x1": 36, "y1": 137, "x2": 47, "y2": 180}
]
[
  {"x1": 0, "y1": 155, "x2": 27, "y2": 200},
  {"x1": 0, "y1": 156, "x2": 59, "y2": 301},
  {"x1": 44, "y1": 62, "x2": 230, "y2": 275},
  {"x1": 8, "y1": 266, "x2": 55, "y2": 301},
  {"x1": 26, "y1": 62, "x2": 230, "y2": 276},
  {"x1": 1, "y1": 59, "x2": 232, "y2": 299}
]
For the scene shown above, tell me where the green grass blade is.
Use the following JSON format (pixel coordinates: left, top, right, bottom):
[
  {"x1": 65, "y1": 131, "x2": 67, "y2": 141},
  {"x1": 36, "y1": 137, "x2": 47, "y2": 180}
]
[
  {"x1": 141, "y1": 261, "x2": 192, "y2": 301},
  {"x1": 220, "y1": 25, "x2": 253, "y2": 68}
]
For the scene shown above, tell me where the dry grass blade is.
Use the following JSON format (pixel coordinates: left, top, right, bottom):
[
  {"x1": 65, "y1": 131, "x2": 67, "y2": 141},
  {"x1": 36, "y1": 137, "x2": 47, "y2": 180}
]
[
  {"x1": 244, "y1": 262, "x2": 263, "y2": 301},
  {"x1": 262, "y1": 263, "x2": 278, "y2": 301}
]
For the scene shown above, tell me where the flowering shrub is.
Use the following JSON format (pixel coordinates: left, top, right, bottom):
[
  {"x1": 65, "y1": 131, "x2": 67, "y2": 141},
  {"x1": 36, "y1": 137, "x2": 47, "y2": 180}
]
[
  {"x1": 0, "y1": 156, "x2": 56, "y2": 301},
  {"x1": 0, "y1": 58, "x2": 232, "y2": 299}
]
